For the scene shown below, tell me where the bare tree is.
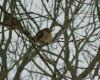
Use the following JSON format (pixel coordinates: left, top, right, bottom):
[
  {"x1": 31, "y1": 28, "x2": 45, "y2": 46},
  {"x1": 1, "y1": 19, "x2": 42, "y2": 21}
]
[{"x1": 0, "y1": 0, "x2": 100, "y2": 80}]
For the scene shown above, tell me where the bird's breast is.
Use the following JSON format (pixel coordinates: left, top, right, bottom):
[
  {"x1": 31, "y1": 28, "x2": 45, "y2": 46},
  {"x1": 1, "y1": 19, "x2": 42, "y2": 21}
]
[{"x1": 39, "y1": 32, "x2": 52, "y2": 43}]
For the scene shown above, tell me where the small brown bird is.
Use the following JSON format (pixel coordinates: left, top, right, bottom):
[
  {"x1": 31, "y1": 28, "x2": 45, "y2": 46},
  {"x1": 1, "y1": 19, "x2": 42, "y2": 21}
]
[
  {"x1": 35, "y1": 28, "x2": 52, "y2": 44},
  {"x1": 3, "y1": 13, "x2": 31, "y2": 37},
  {"x1": 3, "y1": 13, "x2": 22, "y2": 29}
]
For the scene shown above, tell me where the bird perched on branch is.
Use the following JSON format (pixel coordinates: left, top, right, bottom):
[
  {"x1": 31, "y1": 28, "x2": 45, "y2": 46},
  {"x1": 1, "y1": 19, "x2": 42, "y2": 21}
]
[
  {"x1": 35, "y1": 28, "x2": 52, "y2": 45},
  {"x1": 3, "y1": 13, "x2": 31, "y2": 37},
  {"x1": 0, "y1": 5, "x2": 22, "y2": 29},
  {"x1": 3, "y1": 13, "x2": 22, "y2": 29}
]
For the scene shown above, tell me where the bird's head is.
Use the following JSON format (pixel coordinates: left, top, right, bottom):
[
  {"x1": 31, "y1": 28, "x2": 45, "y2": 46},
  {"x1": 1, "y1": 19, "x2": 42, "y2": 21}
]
[{"x1": 42, "y1": 28, "x2": 51, "y2": 33}]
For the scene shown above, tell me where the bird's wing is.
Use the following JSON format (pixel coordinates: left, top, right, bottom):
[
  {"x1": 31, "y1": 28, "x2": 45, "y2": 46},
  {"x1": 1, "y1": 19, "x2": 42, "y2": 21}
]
[{"x1": 35, "y1": 30, "x2": 44, "y2": 41}]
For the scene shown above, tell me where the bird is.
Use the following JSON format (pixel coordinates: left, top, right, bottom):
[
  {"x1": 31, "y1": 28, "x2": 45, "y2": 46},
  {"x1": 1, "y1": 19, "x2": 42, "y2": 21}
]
[
  {"x1": 35, "y1": 28, "x2": 52, "y2": 45},
  {"x1": 3, "y1": 13, "x2": 22, "y2": 30},
  {"x1": 3, "y1": 13, "x2": 32, "y2": 37},
  {"x1": 0, "y1": 5, "x2": 22, "y2": 29}
]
